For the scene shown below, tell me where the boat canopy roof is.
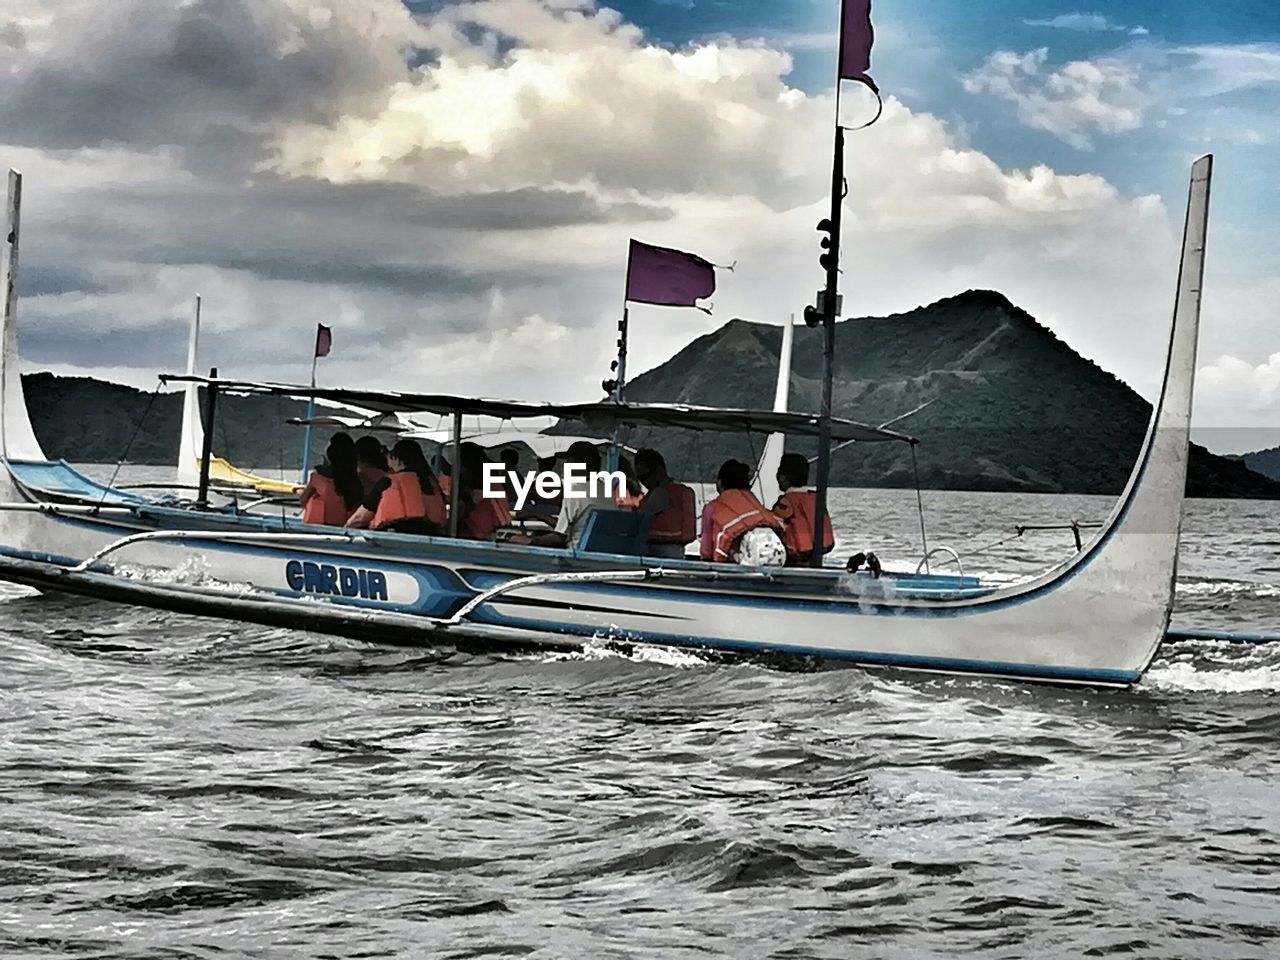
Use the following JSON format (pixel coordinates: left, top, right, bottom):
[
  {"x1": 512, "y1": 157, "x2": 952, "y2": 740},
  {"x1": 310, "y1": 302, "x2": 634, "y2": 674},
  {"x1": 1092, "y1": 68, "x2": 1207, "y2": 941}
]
[{"x1": 159, "y1": 374, "x2": 916, "y2": 445}]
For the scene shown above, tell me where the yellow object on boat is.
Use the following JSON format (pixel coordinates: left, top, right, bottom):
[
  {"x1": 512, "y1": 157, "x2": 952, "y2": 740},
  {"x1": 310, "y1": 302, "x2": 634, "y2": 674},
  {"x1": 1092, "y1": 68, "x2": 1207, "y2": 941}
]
[{"x1": 199, "y1": 457, "x2": 297, "y2": 495}]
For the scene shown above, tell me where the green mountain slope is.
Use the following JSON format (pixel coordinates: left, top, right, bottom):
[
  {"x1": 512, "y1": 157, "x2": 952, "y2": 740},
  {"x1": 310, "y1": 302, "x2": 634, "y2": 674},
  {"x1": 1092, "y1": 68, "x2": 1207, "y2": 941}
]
[{"x1": 609, "y1": 289, "x2": 1280, "y2": 498}]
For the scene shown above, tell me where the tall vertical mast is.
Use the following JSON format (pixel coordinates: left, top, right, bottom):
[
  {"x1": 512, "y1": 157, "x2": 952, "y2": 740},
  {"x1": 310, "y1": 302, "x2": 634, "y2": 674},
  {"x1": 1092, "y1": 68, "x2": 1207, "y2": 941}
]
[
  {"x1": 808, "y1": 0, "x2": 878, "y2": 567},
  {"x1": 809, "y1": 125, "x2": 845, "y2": 568}
]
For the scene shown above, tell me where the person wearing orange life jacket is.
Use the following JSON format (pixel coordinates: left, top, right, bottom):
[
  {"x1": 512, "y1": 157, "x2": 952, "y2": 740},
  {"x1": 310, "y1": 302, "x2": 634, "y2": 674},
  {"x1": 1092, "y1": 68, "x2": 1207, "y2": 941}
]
[
  {"x1": 354, "y1": 435, "x2": 389, "y2": 496},
  {"x1": 300, "y1": 432, "x2": 363, "y2": 526},
  {"x1": 699, "y1": 459, "x2": 786, "y2": 566},
  {"x1": 345, "y1": 439, "x2": 446, "y2": 535},
  {"x1": 455, "y1": 442, "x2": 512, "y2": 540},
  {"x1": 633, "y1": 448, "x2": 697, "y2": 560},
  {"x1": 772, "y1": 452, "x2": 835, "y2": 566}
]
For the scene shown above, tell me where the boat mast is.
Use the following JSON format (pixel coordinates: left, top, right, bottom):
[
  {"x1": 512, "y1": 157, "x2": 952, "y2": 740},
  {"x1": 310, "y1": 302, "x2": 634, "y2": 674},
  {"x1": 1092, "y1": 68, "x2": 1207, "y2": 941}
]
[
  {"x1": 809, "y1": 0, "x2": 878, "y2": 567},
  {"x1": 808, "y1": 96, "x2": 847, "y2": 568}
]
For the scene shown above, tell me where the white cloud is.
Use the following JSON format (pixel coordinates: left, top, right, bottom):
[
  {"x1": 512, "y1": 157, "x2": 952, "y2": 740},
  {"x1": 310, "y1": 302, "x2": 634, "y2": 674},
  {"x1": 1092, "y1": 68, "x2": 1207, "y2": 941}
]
[
  {"x1": 268, "y1": 0, "x2": 820, "y2": 206},
  {"x1": 1199, "y1": 353, "x2": 1280, "y2": 411},
  {"x1": 1023, "y1": 14, "x2": 1125, "y2": 32},
  {"x1": 963, "y1": 48, "x2": 1149, "y2": 149},
  {"x1": 1194, "y1": 353, "x2": 1280, "y2": 452}
]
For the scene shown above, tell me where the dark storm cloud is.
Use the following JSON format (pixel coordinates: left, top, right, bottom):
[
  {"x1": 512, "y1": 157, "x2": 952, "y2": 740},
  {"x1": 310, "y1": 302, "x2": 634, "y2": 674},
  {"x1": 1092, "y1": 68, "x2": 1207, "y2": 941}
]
[
  {"x1": 19, "y1": 264, "x2": 107, "y2": 298},
  {"x1": 0, "y1": 0, "x2": 415, "y2": 153},
  {"x1": 20, "y1": 175, "x2": 669, "y2": 299},
  {"x1": 22, "y1": 318, "x2": 188, "y2": 371}
]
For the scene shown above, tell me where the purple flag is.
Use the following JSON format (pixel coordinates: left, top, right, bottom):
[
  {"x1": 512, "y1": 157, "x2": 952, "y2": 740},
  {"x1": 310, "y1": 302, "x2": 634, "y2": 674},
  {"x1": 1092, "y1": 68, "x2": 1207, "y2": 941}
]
[
  {"x1": 314, "y1": 323, "x2": 332, "y2": 358},
  {"x1": 839, "y1": 0, "x2": 878, "y2": 92},
  {"x1": 625, "y1": 239, "x2": 716, "y2": 309}
]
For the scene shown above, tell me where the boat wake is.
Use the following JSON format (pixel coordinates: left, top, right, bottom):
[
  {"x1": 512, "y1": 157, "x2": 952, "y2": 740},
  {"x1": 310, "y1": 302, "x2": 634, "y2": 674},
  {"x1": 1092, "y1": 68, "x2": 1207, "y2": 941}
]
[
  {"x1": 0, "y1": 579, "x2": 38, "y2": 602},
  {"x1": 546, "y1": 637, "x2": 713, "y2": 669},
  {"x1": 115, "y1": 558, "x2": 266, "y2": 597},
  {"x1": 1146, "y1": 640, "x2": 1280, "y2": 693},
  {"x1": 1176, "y1": 578, "x2": 1280, "y2": 600}
]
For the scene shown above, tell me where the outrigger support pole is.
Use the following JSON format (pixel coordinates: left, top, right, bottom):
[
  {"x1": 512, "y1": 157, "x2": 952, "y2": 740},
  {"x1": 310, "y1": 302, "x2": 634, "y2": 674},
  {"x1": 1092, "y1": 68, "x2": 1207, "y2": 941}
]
[{"x1": 196, "y1": 366, "x2": 218, "y2": 510}]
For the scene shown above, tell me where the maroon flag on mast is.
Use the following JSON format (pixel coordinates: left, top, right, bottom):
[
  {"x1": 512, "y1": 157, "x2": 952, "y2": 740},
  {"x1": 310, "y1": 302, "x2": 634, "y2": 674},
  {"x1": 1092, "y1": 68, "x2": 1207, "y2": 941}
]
[
  {"x1": 625, "y1": 239, "x2": 716, "y2": 309},
  {"x1": 314, "y1": 323, "x2": 332, "y2": 358},
  {"x1": 839, "y1": 0, "x2": 878, "y2": 92}
]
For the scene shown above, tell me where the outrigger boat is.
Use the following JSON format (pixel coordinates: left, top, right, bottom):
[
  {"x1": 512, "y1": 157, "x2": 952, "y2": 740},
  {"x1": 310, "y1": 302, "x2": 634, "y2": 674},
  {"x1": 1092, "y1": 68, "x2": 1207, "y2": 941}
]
[{"x1": 0, "y1": 151, "x2": 1214, "y2": 685}]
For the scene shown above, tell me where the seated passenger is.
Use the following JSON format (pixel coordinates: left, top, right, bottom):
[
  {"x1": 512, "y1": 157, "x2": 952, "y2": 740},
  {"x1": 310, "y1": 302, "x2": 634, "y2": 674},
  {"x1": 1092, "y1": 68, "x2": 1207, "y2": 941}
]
[
  {"x1": 354, "y1": 435, "x2": 389, "y2": 495},
  {"x1": 615, "y1": 455, "x2": 644, "y2": 509},
  {"x1": 498, "y1": 448, "x2": 521, "y2": 506},
  {"x1": 345, "y1": 439, "x2": 446, "y2": 534},
  {"x1": 512, "y1": 441, "x2": 619, "y2": 548},
  {"x1": 300, "y1": 432, "x2": 362, "y2": 526},
  {"x1": 699, "y1": 459, "x2": 785, "y2": 566},
  {"x1": 456, "y1": 442, "x2": 512, "y2": 540},
  {"x1": 633, "y1": 448, "x2": 697, "y2": 560},
  {"x1": 772, "y1": 452, "x2": 835, "y2": 566},
  {"x1": 522, "y1": 454, "x2": 563, "y2": 516}
]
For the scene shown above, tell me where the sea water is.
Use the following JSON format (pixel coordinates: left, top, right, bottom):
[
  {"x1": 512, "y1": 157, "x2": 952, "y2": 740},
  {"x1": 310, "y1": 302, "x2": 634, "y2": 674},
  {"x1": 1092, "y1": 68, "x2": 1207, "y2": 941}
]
[{"x1": 1, "y1": 471, "x2": 1277, "y2": 957}]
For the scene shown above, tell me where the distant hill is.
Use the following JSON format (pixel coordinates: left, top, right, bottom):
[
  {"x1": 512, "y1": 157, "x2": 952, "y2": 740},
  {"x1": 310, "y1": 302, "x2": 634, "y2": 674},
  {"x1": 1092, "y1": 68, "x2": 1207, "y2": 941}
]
[
  {"x1": 19, "y1": 289, "x2": 1280, "y2": 498},
  {"x1": 597, "y1": 289, "x2": 1280, "y2": 499},
  {"x1": 21, "y1": 373, "x2": 321, "y2": 469},
  {"x1": 1242, "y1": 447, "x2": 1280, "y2": 482}
]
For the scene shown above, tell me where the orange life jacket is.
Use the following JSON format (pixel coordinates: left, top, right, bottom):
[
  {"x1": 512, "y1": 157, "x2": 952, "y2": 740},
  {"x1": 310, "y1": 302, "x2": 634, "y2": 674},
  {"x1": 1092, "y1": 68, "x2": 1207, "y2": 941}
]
[
  {"x1": 707, "y1": 488, "x2": 784, "y2": 562},
  {"x1": 461, "y1": 493, "x2": 512, "y2": 540},
  {"x1": 301, "y1": 472, "x2": 351, "y2": 526},
  {"x1": 372, "y1": 471, "x2": 445, "y2": 531},
  {"x1": 647, "y1": 481, "x2": 697, "y2": 545},
  {"x1": 773, "y1": 488, "x2": 835, "y2": 563}
]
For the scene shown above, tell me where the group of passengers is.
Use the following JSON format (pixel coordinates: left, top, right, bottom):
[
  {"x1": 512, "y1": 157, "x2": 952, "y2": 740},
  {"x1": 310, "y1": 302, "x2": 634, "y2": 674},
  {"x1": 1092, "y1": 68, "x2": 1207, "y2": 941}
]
[
  {"x1": 299, "y1": 433, "x2": 833, "y2": 567},
  {"x1": 298, "y1": 433, "x2": 511, "y2": 540}
]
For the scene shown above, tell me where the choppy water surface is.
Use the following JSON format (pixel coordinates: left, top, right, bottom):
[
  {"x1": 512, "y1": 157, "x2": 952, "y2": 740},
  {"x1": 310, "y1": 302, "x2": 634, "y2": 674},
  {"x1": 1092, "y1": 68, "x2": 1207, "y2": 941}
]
[{"x1": 1, "y1": 483, "x2": 1278, "y2": 958}]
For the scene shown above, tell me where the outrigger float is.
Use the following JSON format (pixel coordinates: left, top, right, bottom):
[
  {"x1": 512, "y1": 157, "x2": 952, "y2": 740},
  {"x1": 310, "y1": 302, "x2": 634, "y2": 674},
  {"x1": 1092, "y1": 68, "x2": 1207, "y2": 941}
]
[{"x1": 0, "y1": 154, "x2": 1217, "y2": 685}]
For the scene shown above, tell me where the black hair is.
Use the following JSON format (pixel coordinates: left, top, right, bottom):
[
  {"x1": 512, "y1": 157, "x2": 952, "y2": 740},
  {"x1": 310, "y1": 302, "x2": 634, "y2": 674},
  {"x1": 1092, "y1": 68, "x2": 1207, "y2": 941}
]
[
  {"x1": 778, "y1": 452, "x2": 810, "y2": 487},
  {"x1": 390, "y1": 438, "x2": 440, "y2": 495},
  {"x1": 500, "y1": 448, "x2": 520, "y2": 469},
  {"x1": 566, "y1": 440, "x2": 601, "y2": 473},
  {"x1": 325, "y1": 435, "x2": 362, "y2": 509},
  {"x1": 717, "y1": 459, "x2": 752, "y2": 491},
  {"x1": 458, "y1": 441, "x2": 488, "y2": 494},
  {"x1": 355, "y1": 434, "x2": 388, "y2": 471},
  {"x1": 634, "y1": 448, "x2": 667, "y2": 474}
]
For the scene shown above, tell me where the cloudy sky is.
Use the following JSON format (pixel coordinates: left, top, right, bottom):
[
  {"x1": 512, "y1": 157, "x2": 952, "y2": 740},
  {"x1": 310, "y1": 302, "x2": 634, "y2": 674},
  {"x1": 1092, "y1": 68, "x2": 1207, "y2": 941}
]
[{"x1": 2, "y1": 0, "x2": 1277, "y2": 450}]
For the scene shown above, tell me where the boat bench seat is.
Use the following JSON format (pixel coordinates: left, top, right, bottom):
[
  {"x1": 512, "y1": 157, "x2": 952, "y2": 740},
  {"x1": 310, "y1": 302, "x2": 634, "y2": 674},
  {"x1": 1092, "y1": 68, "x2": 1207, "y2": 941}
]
[{"x1": 575, "y1": 508, "x2": 652, "y2": 556}]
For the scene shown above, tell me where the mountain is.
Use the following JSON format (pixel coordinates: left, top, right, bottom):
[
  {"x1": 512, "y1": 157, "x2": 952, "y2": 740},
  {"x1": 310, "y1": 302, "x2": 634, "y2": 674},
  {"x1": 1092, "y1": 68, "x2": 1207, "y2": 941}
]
[
  {"x1": 602, "y1": 289, "x2": 1280, "y2": 499},
  {"x1": 1241, "y1": 447, "x2": 1280, "y2": 482},
  {"x1": 18, "y1": 289, "x2": 1280, "y2": 498},
  {"x1": 21, "y1": 373, "x2": 321, "y2": 469}
]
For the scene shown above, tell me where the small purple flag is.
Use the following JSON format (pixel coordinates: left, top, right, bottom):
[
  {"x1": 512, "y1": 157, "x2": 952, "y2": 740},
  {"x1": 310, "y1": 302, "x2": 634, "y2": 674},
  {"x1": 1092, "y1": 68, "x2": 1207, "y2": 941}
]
[
  {"x1": 314, "y1": 323, "x2": 332, "y2": 358},
  {"x1": 625, "y1": 239, "x2": 716, "y2": 309},
  {"x1": 839, "y1": 0, "x2": 878, "y2": 93}
]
